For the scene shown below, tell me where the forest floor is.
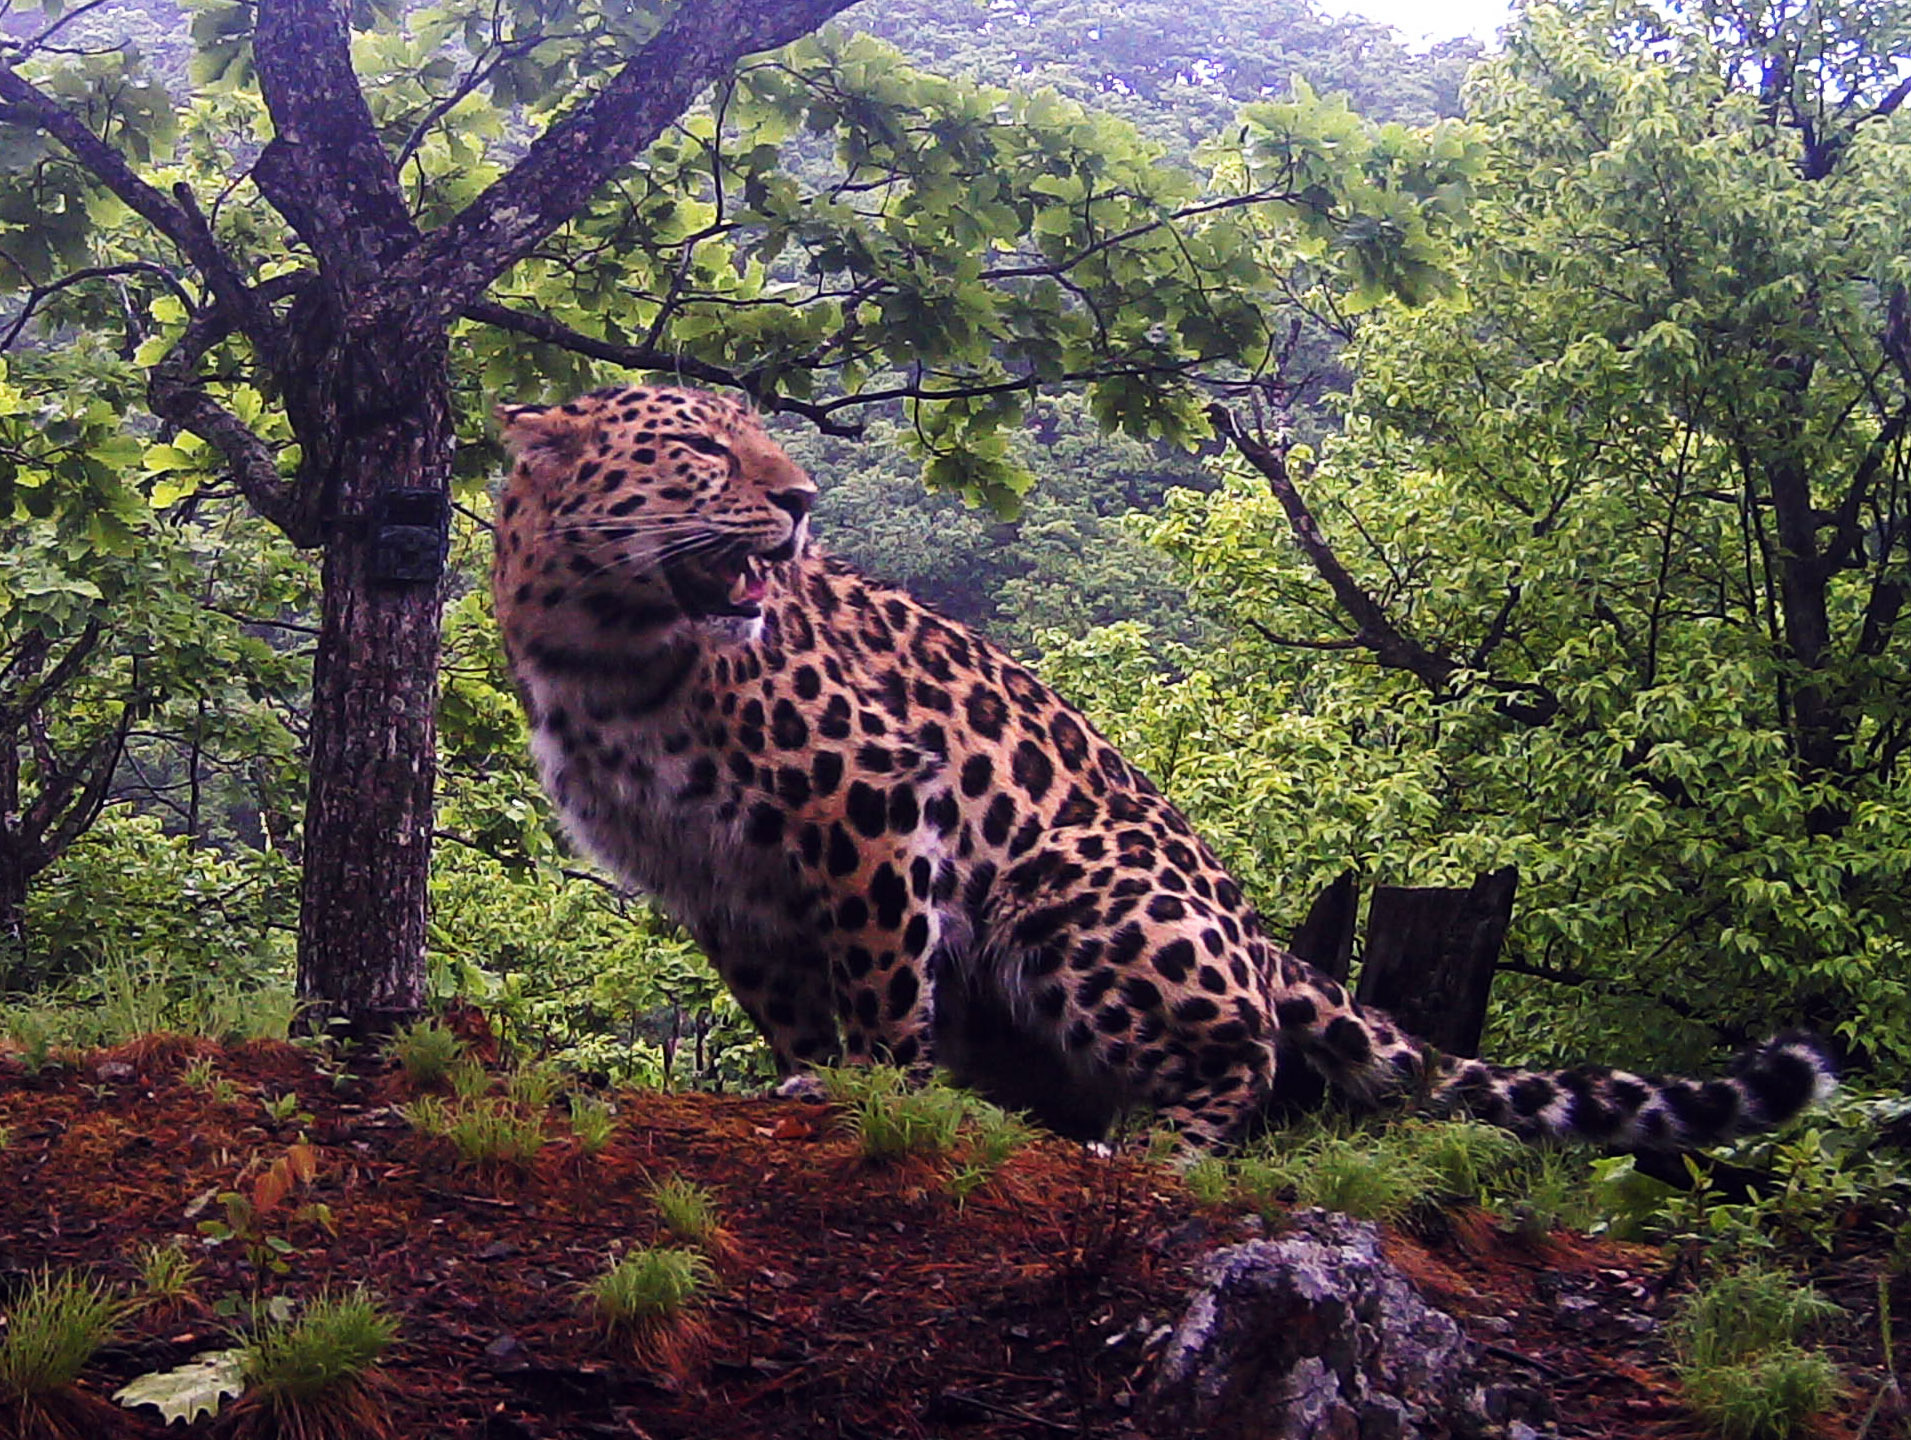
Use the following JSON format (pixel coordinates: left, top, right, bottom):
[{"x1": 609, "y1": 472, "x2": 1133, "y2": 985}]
[{"x1": 0, "y1": 1032, "x2": 1901, "y2": 1440}]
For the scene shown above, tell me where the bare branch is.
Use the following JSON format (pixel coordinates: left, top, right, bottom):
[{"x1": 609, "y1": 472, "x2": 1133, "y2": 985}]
[
  {"x1": 463, "y1": 298, "x2": 868, "y2": 436},
  {"x1": 0, "y1": 619, "x2": 101, "y2": 735},
  {"x1": 0, "y1": 260, "x2": 192, "y2": 353},
  {"x1": 1211, "y1": 402, "x2": 1456, "y2": 691},
  {"x1": 395, "y1": 32, "x2": 543, "y2": 175},
  {"x1": 39, "y1": 698, "x2": 140, "y2": 856},
  {"x1": 1239, "y1": 617, "x2": 1361, "y2": 652},
  {"x1": 148, "y1": 292, "x2": 319, "y2": 545},
  {"x1": 1, "y1": 0, "x2": 115, "y2": 62}
]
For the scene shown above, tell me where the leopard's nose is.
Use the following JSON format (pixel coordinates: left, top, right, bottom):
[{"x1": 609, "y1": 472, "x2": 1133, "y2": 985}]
[{"x1": 769, "y1": 488, "x2": 815, "y2": 521}]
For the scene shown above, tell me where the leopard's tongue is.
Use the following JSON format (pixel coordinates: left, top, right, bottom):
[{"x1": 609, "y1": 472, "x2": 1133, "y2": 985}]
[{"x1": 727, "y1": 556, "x2": 769, "y2": 606}]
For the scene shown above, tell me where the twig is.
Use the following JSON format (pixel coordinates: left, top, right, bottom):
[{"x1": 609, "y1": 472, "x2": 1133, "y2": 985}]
[
  {"x1": 934, "y1": 1390, "x2": 1078, "y2": 1434},
  {"x1": 1481, "y1": 1341, "x2": 1567, "y2": 1379}
]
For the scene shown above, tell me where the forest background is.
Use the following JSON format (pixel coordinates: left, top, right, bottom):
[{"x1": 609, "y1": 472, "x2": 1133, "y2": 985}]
[{"x1": 0, "y1": 0, "x2": 1906, "y2": 1098}]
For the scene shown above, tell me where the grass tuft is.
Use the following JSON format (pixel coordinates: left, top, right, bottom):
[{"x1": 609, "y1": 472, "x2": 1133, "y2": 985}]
[
  {"x1": 584, "y1": 1248, "x2": 715, "y2": 1372},
  {"x1": 134, "y1": 1242, "x2": 201, "y2": 1313},
  {"x1": 949, "y1": 1101, "x2": 1036, "y2": 1203},
  {"x1": 823, "y1": 1066, "x2": 969, "y2": 1163},
  {"x1": 1671, "y1": 1267, "x2": 1844, "y2": 1438},
  {"x1": 447, "y1": 1057, "x2": 493, "y2": 1103},
  {"x1": 0, "y1": 1268, "x2": 127, "y2": 1400},
  {"x1": 402, "y1": 1090, "x2": 546, "y2": 1169},
  {"x1": 239, "y1": 1289, "x2": 398, "y2": 1440},
  {"x1": 386, "y1": 1020, "x2": 464, "y2": 1087},
  {"x1": 503, "y1": 1062, "x2": 561, "y2": 1112},
  {"x1": 1499, "y1": 1147, "x2": 1601, "y2": 1239},
  {"x1": 1189, "y1": 1115, "x2": 1549, "y2": 1226},
  {"x1": 586, "y1": 1248, "x2": 713, "y2": 1330},
  {"x1": 567, "y1": 1094, "x2": 616, "y2": 1156},
  {"x1": 441, "y1": 1101, "x2": 546, "y2": 1168},
  {"x1": 649, "y1": 1176, "x2": 722, "y2": 1248},
  {"x1": 1679, "y1": 1348, "x2": 1844, "y2": 1439}
]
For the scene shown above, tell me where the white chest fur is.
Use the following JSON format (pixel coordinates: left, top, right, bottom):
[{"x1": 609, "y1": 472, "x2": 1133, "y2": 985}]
[{"x1": 521, "y1": 668, "x2": 800, "y2": 950}]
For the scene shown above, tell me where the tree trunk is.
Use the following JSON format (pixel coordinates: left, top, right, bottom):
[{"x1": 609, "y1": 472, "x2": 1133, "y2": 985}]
[
  {"x1": 0, "y1": 840, "x2": 28, "y2": 988},
  {"x1": 1288, "y1": 868, "x2": 1359, "y2": 983},
  {"x1": 1353, "y1": 867, "x2": 1517, "y2": 1058},
  {"x1": 291, "y1": 319, "x2": 453, "y2": 1035}
]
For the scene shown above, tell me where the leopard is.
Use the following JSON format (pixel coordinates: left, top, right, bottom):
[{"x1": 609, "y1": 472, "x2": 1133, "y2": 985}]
[{"x1": 491, "y1": 382, "x2": 1834, "y2": 1153}]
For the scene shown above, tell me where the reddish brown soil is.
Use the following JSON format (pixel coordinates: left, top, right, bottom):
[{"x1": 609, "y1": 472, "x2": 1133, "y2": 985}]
[{"x1": 0, "y1": 1036, "x2": 1900, "y2": 1439}]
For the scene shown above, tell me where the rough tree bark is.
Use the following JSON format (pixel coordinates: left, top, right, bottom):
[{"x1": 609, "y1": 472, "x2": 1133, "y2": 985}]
[
  {"x1": 1286, "y1": 868, "x2": 1358, "y2": 983},
  {"x1": 0, "y1": 0, "x2": 862, "y2": 1031},
  {"x1": 0, "y1": 843, "x2": 27, "y2": 981},
  {"x1": 1354, "y1": 867, "x2": 1517, "y2": 1059}
]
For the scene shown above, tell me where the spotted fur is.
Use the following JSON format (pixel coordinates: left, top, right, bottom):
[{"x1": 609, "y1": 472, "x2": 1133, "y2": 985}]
[{"x1": 492, "y1": 385, "x2": 1835, "y2": 1151}]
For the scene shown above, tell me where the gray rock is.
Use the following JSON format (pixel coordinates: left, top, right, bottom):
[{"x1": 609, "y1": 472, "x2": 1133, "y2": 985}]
[
  {"x1": 1551, "y1": 1294, "x2": 1600, "y2": 1328},
  {"x1": 1146, "y1": 1210, "x2": 1488, "y2": 1439}
]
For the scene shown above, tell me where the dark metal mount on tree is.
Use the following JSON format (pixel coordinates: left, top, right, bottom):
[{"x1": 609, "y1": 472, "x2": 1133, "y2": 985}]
[{"x1": 366, "y1": 490, "x2": 452, "y2": 586}]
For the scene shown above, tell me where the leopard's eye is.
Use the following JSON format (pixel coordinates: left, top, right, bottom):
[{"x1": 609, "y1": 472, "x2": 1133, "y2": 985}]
[{"x1": 662, "y1": 433, "x2": 730, "y2": 458}]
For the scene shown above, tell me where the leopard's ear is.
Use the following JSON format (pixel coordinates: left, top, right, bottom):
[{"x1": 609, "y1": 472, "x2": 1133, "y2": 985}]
[{"x1": 496, "y1": 401, "x2": 590, "y2": 462}]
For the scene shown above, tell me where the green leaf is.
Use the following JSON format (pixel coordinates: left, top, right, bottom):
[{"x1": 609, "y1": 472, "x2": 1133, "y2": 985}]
[{"x1": 114, "y1": 1350, "x2": 246, "y2": 1425}]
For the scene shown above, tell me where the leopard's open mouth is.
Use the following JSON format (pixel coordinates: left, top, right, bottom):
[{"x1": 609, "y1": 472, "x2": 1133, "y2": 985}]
[{"x1": 665, "y1": 546, "x2": 774, "y2": 618}]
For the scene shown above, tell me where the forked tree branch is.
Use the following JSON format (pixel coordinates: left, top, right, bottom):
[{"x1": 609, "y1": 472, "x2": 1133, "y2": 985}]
[
  {"x1": 38, "y1": 695, "x2": 141, "y2": 855},
  {"x1": 1210, "y1": 402, "x2": 1458, "y2": 691},
  {"x1": 0, "y1": 620, "x2": 101, "y2": 734},
  {"x1": 147, "y1": 292, "x2": 318, "y2": 545},
  {"x1": 1213, "y1": 403, "x2": 1562, "y2": 725},
  {"x1": 252, "y1": 0, "x2": 416, "y2": 277}
]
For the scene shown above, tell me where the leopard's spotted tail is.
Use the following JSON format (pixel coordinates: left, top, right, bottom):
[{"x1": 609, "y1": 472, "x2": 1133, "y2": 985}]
[
  {"x1": 1263, "y1": 942, "x2": 1836, "y2": 1150},
  {"x1": 1423, "y1": 1031, "x2": 1838, "y2": 1150}
]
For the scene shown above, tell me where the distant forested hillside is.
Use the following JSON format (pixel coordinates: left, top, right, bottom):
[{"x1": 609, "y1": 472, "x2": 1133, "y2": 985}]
[{"x1": 820, "y1": 0, "x2": 1480, "y2": 638}]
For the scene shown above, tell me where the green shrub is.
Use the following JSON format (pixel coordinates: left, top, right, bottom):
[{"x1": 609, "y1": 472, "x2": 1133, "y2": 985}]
[
  {"x1": 1588, "y1": 1095, "x2": 1911, "y2": 1254},
  {"x1": 425, "y1": 840, "x2": 769, "y2": 1090},
  {"x1": 21, "y1": 812, "x2": 295, "y2": 999}
]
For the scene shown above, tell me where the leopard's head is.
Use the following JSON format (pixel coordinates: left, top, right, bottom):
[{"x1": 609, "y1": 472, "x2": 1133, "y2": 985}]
[{"x1": 494, "y1": 385, "x2": 816, "y2": 651}]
